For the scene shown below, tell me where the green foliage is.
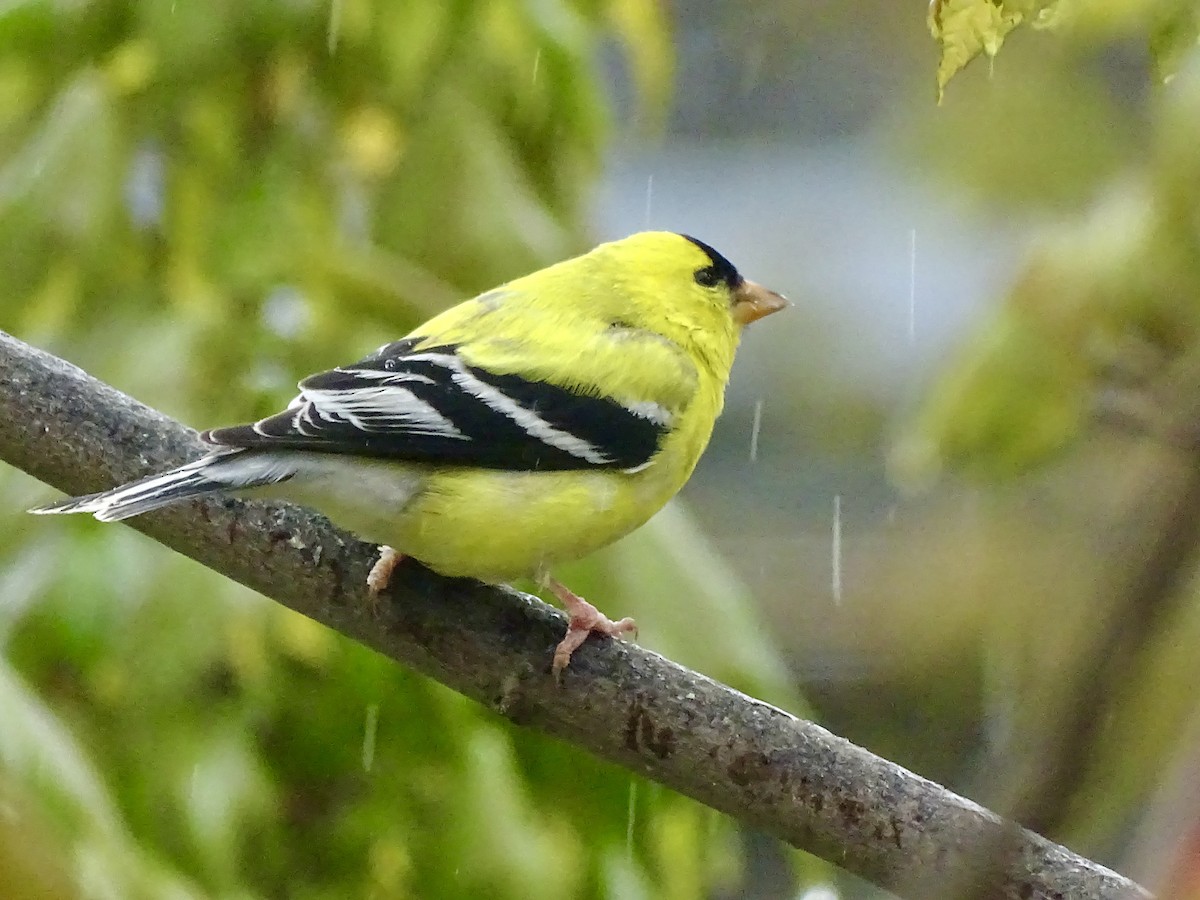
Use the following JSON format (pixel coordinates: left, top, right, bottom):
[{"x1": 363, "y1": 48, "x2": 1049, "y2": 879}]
[
  {"x1": 0, "y1": 1, "x2": 805, "y2": 897},
  {"x1": 928, "y1": 0, "x2": 1053, "y2": 101},
  {"x1": 929, "y1": 0, "x2": 1200, "y2": 99},
  {"x1": 904, "y1": 0, "x2": 1200, "y2": 861},
  {"x1": 903, "y1": 6, "x2": 1200, "y2": 479}
]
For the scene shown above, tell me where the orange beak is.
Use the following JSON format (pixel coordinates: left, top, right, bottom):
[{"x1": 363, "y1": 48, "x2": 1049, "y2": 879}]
[{"x1": 732, "y1": 279, "x2": 789, "y2": 326}]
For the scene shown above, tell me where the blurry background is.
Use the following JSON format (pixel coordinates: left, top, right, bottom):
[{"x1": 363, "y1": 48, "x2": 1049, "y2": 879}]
[{"x1": 2, "y1": 0, "x2": 1199, "y2": 897}]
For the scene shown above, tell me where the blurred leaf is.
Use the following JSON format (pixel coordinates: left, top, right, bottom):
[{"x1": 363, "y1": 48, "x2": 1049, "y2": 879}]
[
  {"x1": 605, "y1": 0, "x2": 674, "y2": 126},
  {"x1": 1150, "y1": 5, "x2": 1200, "y2": 82},
  {"x1": 928, "y1": 0, "x2": 1055, "y2": 101},
  {"x1": 0, "y1": 776, "x2": 80, "y2": 900},
  {"x1": 454, "y1": 730, "x2": 583, "y2": 899},
  {"x1": 901, "y1": 54, "x2": 1134, "y2": 210},
  {"x1": 1059, "y1": 581, "x2": 1200, "y2": 850},
  {"x1": 0, "y1": 656, "x2": 209, "y2": 899},
  {"x1": 892, "y1": 304, "x2": 1090, "y2": 483},
  {"x1": 897, "y1": 50, "x2": 1200, "y2": 480},
  {"x1": 0, "y1": 657, "x2": 120, "y2": 836}
]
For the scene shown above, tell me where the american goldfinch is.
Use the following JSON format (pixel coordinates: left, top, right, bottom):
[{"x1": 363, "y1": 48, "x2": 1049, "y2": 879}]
[{"x1": 30, "y1": 232, "x2": 787, "y2": 674}]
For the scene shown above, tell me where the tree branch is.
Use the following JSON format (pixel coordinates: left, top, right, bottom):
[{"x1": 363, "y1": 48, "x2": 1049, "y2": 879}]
[{"x1": 0, "y1": 331, "x2": 1147, "y2": 900}]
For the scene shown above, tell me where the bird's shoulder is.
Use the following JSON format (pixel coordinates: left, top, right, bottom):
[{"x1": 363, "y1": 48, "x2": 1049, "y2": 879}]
[{"x1": 409, "y1": 286, "x2": 702, "y2": 413}]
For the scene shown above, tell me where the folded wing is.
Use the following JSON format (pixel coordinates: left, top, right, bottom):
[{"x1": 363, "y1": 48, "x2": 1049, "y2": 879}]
[{"x1": 203, "y1": 341, "x2": 671, "y2": 472}]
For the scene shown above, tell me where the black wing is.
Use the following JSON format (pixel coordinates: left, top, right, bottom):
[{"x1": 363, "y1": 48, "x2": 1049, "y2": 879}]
[{"x1": 202, "y1": 341, "x2": 671, "y2": 472}]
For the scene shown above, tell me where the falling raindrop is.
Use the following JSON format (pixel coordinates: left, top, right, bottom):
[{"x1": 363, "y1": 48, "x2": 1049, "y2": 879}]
[
  {"x1": 532, "y1": 49, "x2": 541, "y2": 85},
  {"x1": 643, "y1": 174, "x2": 654, "y2": 229},
  {"x1": 362, "y1": 703, "x2": 379, "y2": 772},
  {"x1": 125, "y1": 142, "x2": 164, "y2": 230},
  {"x1": 831, "y1": 495, "x2": 843, "y2": 605},
  {"x1": 749, "y1": 398, "x2": 764, "y2": 462}
]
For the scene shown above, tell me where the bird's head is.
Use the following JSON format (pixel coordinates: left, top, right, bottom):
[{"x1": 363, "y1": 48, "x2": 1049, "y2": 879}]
[{"x1": 585, "y1": 231, "x2": 788, "y2": 371}]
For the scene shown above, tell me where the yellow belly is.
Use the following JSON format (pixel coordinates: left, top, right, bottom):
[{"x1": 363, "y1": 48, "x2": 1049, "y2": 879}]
[
  {"x1": 271, "y1": 452, "x2": 689, "y2": 583},
  {"x1": 385, "y1": 466, "x2": 674, "y2": 581}
]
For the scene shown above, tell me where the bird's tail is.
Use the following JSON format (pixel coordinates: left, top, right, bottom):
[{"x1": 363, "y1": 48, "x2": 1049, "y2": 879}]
[{"x1": 28, "y1": 451, "x2": 297, "y2": 522}]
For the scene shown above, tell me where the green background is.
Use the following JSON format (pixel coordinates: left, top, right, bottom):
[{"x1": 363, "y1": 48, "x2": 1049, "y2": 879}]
[{"x1": 4, "y1": 0, "x2": 1200, "y2": 897}]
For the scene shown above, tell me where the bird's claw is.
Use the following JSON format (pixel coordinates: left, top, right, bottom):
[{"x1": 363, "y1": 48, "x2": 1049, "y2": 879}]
[
  {"x1": 546, "y1": 577, "x2": 637, "y2": 679},
  {"x1": 366, "y1": 546, "x2": 404, "y2": 615}
]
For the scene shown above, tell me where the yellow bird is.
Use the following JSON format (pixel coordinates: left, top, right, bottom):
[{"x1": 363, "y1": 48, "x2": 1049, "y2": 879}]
[{"x1": 30, "y1": 232, "x2": 787, "y2": 674}]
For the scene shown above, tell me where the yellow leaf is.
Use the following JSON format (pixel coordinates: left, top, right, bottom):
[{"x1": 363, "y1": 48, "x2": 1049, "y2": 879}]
[{"x1": 928, "y1": 0, "x2": 1051, "y2": 100}]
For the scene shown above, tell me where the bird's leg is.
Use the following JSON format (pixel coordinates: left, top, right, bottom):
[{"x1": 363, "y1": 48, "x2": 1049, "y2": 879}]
[
  {"x1": 545, "y1": 576, "x2": 637, "y2": 678},
  {"x1": 367, "y1": 545, "x2": 405, "y2": 597}
]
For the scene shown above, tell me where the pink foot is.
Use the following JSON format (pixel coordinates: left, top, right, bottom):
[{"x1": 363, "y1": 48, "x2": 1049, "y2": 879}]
[
  {"x1": 367, "y1": 546, "x2": 405, "y2": 597},
  {"x1": 546, "y1": 577, "x2": 637, "y2": 678}
]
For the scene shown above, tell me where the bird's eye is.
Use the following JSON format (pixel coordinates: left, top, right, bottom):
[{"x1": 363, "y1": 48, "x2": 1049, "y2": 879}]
[{"x1": 694, "y1": 266, "x2": 722, "y2": 288}]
